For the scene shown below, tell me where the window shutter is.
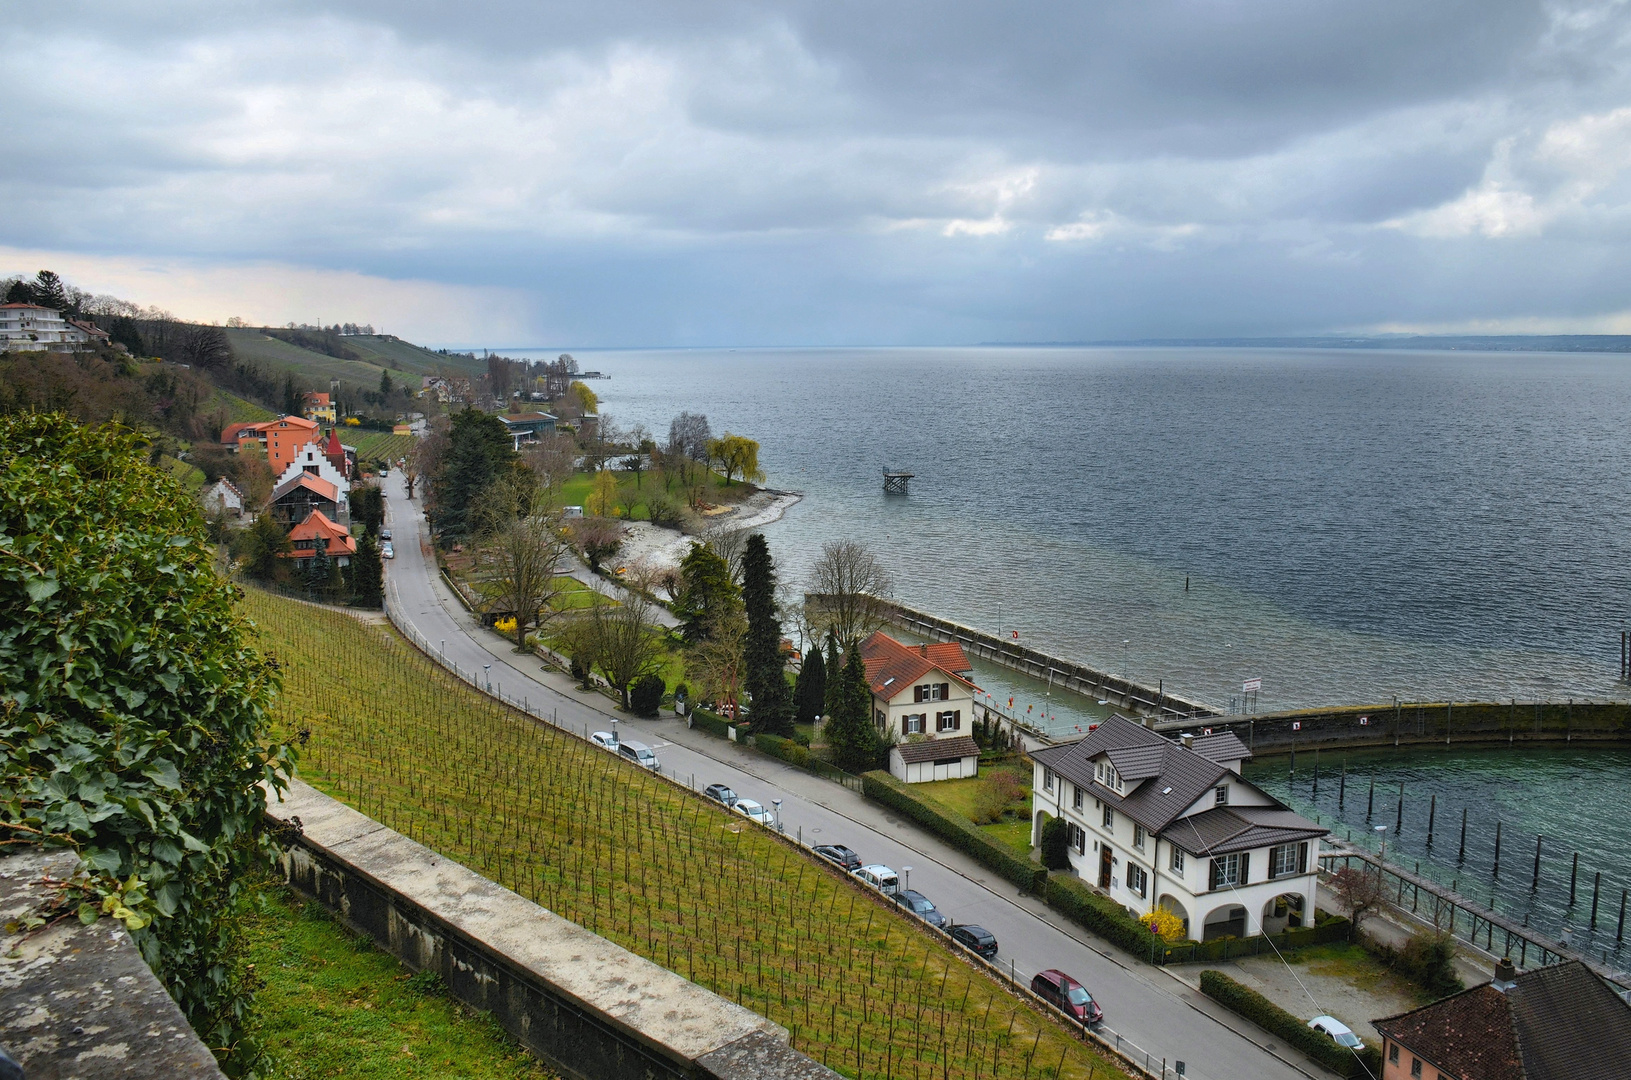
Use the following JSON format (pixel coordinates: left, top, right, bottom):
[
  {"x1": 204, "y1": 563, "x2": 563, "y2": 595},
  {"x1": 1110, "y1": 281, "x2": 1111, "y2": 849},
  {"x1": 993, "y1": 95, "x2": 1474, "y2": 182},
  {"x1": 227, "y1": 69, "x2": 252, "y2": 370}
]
[
  {"x1": 939, "y1": 682, "x2": 949, "y2": 699},
  {"x1": 1239, "y1": 853, "x2": 1250, "y2": 884},
  {"x1": 1209, "y1": 859, "x2": 1220, "y2": 891},
  {"x1": 903, "y1": 715, "x2": 910, "y2": 735},
  {"x1": 1298, "y1": 842, "x2": 1308, "y2": 874},
  {"x1": 914, "y1": 685, "x2": 922, "y2": 703},
  {"x1": 953, "y1": 710, "x2": 961, "y2": 729}
]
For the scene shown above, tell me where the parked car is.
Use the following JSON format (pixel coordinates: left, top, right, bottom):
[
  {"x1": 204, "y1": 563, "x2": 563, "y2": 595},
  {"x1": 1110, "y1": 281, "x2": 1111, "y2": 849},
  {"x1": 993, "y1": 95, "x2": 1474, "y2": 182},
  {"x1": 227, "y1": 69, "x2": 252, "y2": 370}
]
[
  {"x1": 617, "y1": 739, "x2": 661, "y2": 773},
  {"x1": 1030, "y1": 970, "x2": 1103, "y2": 1025},
  {"x1": 733, "y1": 799, "x2": 776, "y2": 827},
  {"x1": 704, "y1": 783, "x2": 739, "y2": 808},
  {"x1": 850, "y1": 864, "x2": 899, "y2": 896},
  {"x1": 1308, "y1": 1016, "x2": 1364, "y2": 1050},
  {"x1": 813, "y1": 844, "x2": 862, "y2": 872},
  {"x1": 950, "y1": 924, "x2": 998, "y2": 959},
  {"x1": 590, "y1": 731, "x2": 617, "y2": 750},
  {"x1": 381, "y1": 541, "x2": 394, "y2": 559},
  {"x1": 893, "y1": 889, "x2": 948, "y2": 928},
  {"x1": 380, "y1": 528, "x2": 392, "y2": 541}
]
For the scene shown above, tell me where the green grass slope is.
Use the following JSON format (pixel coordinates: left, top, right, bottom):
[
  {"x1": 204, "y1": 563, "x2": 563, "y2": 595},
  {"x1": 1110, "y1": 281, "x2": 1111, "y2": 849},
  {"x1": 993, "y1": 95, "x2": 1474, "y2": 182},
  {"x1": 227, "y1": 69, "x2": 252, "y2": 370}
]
[
  {"x1": 225, "y1": 328, "x2": 395, "y2": 387},
  {"x1": 345, "y1": 335, "x2": 482, "y2": 377}
]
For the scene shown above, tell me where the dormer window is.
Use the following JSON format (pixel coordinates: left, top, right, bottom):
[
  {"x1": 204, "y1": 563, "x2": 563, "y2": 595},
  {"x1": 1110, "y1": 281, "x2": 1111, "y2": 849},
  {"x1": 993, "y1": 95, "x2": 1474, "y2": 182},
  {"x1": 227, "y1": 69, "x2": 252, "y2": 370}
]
[
  {"x1": 1096, "y1": 761, "x2": 1122, "y2": 793},
  {"x1": 1215, "y1": 784, "x2": 1229, "y2": 807}
]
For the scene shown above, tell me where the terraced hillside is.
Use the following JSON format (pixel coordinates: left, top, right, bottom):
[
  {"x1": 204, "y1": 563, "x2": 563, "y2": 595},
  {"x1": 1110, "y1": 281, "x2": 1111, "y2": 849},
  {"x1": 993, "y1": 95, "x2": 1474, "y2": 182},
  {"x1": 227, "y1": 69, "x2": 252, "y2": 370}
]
[{"x1": 243, "y1": 589, "x2": 1125, "y2": 1080}]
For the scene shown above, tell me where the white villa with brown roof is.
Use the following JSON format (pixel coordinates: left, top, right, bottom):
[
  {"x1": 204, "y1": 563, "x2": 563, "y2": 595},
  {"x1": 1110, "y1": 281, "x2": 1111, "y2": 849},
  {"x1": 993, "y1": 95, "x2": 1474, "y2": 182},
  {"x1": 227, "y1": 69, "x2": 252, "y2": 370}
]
[
  {"x1": 1030, "y1": 715, "x2": 1327, "y2": 941},
  {"x1": 858, "y1": 631, "x2": 982, "y2": 783}
]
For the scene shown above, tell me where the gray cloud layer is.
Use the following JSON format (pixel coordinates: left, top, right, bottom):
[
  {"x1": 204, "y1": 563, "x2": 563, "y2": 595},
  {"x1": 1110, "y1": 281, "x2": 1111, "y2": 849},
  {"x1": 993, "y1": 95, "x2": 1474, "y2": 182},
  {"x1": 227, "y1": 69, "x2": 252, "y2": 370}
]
[{"x1": 8, "y1": 1, "x2": 1631, "y2": 343}]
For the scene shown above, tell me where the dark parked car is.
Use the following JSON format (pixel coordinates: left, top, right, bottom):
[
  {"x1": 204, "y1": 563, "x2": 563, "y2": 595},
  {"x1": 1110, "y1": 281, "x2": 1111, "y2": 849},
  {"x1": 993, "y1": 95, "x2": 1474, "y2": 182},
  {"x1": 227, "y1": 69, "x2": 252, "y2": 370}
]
[
  {"x1": 893, "y1": 889, "x2": 948, "y2": 928},
  {"x1": 950, "y1": 924, "x2": 998, "y2": 959},
  {"x1": 1030, "y1": 969, "x2": 1102, "y2": 1025},
  {"x1": 704, "y1": 783, "x2": 739, "y2": 808},
  {"x1": 813, "y1": 844, "x2": 862, "y2": 871}
]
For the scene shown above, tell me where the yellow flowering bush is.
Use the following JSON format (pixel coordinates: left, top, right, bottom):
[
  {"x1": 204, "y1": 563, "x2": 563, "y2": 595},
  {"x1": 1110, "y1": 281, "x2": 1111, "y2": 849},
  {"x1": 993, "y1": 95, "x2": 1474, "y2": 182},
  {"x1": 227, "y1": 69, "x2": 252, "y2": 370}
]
[
  {"x1": 1143, "y1": 907, "x2": 1188, "y2": 941},
  {"x1": 494, "y1": 616, "x2": 518, "y2": 634}
]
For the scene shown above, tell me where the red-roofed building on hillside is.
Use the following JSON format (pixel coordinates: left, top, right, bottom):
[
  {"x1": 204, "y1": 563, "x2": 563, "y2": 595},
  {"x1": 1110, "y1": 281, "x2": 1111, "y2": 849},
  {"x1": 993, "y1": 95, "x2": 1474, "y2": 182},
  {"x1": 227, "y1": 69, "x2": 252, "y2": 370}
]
[
  {"x1": 269, "y1": 472, "x2": 345, "y2": 531},
  {"x1": 301, "y1": 391, "x2": 336, "y2": 423},
  {"x1": 858, "y1": 631, "x2": 983, "y2": 783},
  {"x1": 219, "y1": 415, "x2": 323, "y2": 477},
  {"x1": 283, "y1": 511, "x2": 356, "y2": 569}
]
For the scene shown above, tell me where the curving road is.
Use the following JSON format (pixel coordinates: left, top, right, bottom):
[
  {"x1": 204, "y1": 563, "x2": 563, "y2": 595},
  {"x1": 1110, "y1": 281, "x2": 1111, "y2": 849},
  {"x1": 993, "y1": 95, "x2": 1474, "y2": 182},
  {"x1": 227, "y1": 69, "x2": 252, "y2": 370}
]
[{"x1": 380, "y1": 477, "x2": 1337, "y2": 1080}]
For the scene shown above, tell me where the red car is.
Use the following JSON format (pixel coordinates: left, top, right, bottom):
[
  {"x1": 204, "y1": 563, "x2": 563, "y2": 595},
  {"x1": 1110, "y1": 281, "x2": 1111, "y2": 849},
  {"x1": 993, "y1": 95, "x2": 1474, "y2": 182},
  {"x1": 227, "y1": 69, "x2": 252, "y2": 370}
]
[{"x1": 1030, "y1": 969, "x2": 1103, "y2": 1025}]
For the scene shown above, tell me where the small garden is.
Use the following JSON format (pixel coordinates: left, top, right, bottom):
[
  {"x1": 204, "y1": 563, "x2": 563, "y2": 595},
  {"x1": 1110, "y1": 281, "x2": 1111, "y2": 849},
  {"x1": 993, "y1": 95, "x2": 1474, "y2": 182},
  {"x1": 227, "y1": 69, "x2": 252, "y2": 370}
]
[{"x1": 909, "y1": 765, "x2": 1036, "y2": 861}]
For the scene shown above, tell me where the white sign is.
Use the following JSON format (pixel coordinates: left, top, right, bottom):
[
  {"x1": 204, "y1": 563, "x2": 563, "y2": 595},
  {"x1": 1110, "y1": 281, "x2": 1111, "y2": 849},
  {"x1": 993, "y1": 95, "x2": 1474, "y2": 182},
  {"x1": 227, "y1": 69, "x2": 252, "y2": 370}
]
[
  {"x1": 1292, "y1": 721, "x2": 1301, "y2": 731},
  {"x1": 1242, "y1": 677, "x2": 1262, "y2": 693}
]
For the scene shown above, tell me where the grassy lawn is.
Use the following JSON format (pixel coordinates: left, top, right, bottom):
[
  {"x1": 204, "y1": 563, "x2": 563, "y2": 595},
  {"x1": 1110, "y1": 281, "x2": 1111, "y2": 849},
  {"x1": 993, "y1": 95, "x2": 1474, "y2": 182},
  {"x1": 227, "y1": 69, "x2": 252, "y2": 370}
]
[
  {"x1": 1277, "y1": 942, "x2": 1439, "y2": 1005},
  {"x1": 242, "y1": 875, "x2": 554, "y2": 1080},
  {"x1": 242, "y1": 589, "x2": 1122, "y2": 1080},
  {"x1": 556, "y1": 468, "x2": 755, "y2": 519},
  {"x1": 912, "y1": 766, "x2": 1037, "y2": 861}
]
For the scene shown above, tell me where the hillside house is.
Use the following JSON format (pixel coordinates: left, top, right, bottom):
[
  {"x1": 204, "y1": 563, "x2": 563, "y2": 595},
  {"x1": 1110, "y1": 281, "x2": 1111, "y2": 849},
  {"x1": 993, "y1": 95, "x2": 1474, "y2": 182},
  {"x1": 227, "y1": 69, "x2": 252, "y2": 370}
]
[
  {"x1": 858, "y1": 631, "x2": 982, "y2": 782},
  {"x1": 1373, "y1": 959, "x2": 1631, "y2": 1079},
  {"x1": 0, "y1": 304, "x2": 105, "y2": 352},
  {"x1": 274, "y1": 439, "x2": 350, "y2": 498},
  {"x1": 503, "y1": 411, "x2": 557, "y2": 448},
  {"x1": 282, "y1": 510, "x2": 356, "y2": 569},
  {"x1": 1030, "y1": 715, "x2": 1326, "y2": 941},
  {"x1": 201, "y1": 477, "x2": 244, "y2": 518},
  {"x1": 220, "y1": 416, "x2": 323, "y2": 477},
  {"x1": 269, "y1": 473, "x2": 345, "y2": 530},
  {"x1": 302, "y1": 391, "x2": 337, "y2": 423}
]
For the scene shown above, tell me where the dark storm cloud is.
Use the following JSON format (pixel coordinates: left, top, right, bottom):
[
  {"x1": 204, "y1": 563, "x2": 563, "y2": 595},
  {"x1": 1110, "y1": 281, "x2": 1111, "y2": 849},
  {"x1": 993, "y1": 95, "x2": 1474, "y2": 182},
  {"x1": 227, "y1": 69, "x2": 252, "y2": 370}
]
[{"x1": 7, "y1": 1, "x2": 1631, "y2": 343}]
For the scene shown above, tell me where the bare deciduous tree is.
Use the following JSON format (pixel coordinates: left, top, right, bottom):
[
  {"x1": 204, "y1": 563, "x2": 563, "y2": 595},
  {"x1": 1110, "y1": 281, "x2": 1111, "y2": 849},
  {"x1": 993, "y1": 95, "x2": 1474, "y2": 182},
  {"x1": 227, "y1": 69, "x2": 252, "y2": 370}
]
[
  {"x1": 691, "y1": 608, "x2": 748, "y2": 714},
  {"x1": 486, "y1": 511, "x2": 573, "y2": 650},
  {"x1": 523, "y1": 433, "x2": 578, "y2": 494},
  {"x1": 702, "y1": 523, "x2": 750, "y2": 585},
  {"x1": 806, "y1": 539, "x2": 895, "y2": 649},
  {"x1": 1330, "y1": 865, "x2": 1388, "y2": 939},
  {"x1": 590, "y1": 593, "x2": 667, "y2": 711}
]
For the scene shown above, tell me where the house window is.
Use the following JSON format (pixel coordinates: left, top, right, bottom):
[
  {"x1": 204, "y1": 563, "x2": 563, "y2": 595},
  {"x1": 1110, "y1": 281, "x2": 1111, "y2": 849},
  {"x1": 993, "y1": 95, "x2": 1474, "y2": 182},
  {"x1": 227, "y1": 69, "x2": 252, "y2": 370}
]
[
  {"x1": 914, "y1": 683, "x2": 949, "y2": 702},
  {"x1": 1388, "y1": 1044, "x2": 1399, "y2": 1065},
  {"x1": 1127, "y1": 863, "x2": 1148, "y2": 899},
  {"x1": 1209, "y1": 853, "x2": 1248, "y2": 890},
  {"x1": 1102, "y1": 805, "x2": 1114, "y2": 831},
  {"x1": 1215, "y1": 784, "x2": 1229, "y2": 806},
  {"x1": 1043, "y1": 767, "x2": 1054, "y2": 792},
  {"x1": 1133, "y1": 824, "x2": 1146, "y2": 851},
  {"x1": 874, "y1": 708, "x2": 886, "y2": 728},
  {"x1": 1068, "y1": 822, "x2": 1086, "y2": 855},
  {"x1": 1269, "y1": 842, "x2": 1307, "y2": 879},
  {"x1": 904, "y1": 714, "x2": 925, "y2": 734},
  {"x1": 1410, "y1": 1059, "x2": 1421, "y2": 1078},
  {"x1": 1170, "y1": 847, "x2": 1185, "y2": 874},
  {"x1": 1072, "y1": 785, "x2": 1083, "y2": 811},
  {"x1": 936, "y1": 710, "x2": 961, "y2": 732}
]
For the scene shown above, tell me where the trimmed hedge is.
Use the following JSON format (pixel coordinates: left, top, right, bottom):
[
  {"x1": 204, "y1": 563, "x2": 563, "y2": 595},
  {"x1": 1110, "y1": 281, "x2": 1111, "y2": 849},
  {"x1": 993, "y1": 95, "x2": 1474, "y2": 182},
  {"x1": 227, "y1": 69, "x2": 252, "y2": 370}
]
[
  {"x1": 1044, "y1": 873, "x2": 1166, "y2": 960},
  {"x1": 755, "y1": 732, "x2": 812, "y2": 767},
  {"x1": 688, "y1": 708, "x2": 733, "y2": 738},
  {"x1": 1162, "y1": 915, "x2": 1351, "y2": 964},
  {"x1": 1199, "y1": 970, "x2": 1384, "y2": 1079},
  {"x1": 861, "y1": 771, "x2": 1047, "y2": 893}
]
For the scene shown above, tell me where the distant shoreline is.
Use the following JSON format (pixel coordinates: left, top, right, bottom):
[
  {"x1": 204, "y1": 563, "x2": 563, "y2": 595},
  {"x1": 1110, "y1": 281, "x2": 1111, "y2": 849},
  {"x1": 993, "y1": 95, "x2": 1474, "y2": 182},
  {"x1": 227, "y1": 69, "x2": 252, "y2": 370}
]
[{"x1": 976, "y1": 334, "x2": 1631, "y2": 353}]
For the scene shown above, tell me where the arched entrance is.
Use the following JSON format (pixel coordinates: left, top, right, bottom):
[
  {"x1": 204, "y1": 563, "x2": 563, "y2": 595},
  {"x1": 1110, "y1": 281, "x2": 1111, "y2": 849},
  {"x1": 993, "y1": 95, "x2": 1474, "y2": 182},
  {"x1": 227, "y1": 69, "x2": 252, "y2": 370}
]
[
  {"x1": 1033, "y1": 810, "x2": 1051, "y2": 850},
  {"x1": 1261, "y1": 891, "x2": 1306, "y2": 935},
  {"x1": 1158, "y1": 895, "x2": 1190, "y2": 938},
  {"x1": 1201, "y1": 903, "x2": 1247, "y2": 942}
]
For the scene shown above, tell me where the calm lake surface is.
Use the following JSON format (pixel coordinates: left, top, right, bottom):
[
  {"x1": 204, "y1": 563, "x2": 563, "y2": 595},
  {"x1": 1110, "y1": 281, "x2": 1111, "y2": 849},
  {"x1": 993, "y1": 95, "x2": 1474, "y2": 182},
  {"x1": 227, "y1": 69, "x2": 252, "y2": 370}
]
[{"x1": 520, "y1": 346, "x2": 1631, "y2": 714}]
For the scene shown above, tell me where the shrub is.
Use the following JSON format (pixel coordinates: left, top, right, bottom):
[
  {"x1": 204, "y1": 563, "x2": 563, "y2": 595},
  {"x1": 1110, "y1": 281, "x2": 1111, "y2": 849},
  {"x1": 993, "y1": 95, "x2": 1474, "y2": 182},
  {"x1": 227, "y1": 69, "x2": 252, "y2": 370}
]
[
  {"x1": 1386, "y1": 931, "x2": 1464, "y2": 999},
  {"x1": 629, "y1": 674, "x2": 665, "y2": 717},
  {"x1": 0, "y1": 414, "x2": 296, "y2": 1069},
  {"x1": 1044, "y1": 874, "x2": 1165, "y2": 959},
  {"x1": 688, "y1": 708, "x2": 732, "y2": 738},
  {"x1": 1040, "y1": 816, "x2": 1072, "y2": 870},
  {"x1": 861, "y1": 771, "x2": 1046, "y2": 893},
  {"x1": 755, "y1": 732, "x2": 811, "y2": 767},
  {"x1": 1141, "y1": 907, "x2": 1188, "y2": 942},
  {"x1": 1199, "y1": 970, "x2": 1383, "y2": 1078}
]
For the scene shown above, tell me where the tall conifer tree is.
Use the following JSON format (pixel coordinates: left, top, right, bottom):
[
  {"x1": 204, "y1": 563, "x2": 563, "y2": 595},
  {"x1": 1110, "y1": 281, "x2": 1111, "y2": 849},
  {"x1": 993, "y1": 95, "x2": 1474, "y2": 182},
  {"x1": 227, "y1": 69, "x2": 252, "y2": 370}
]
[
  {"x1": 741, "y1": 533, "x2": 793, "y2": 734},
  {"x1": 793, "y1": 645, "x2": 825, "y2": 725},
  {"x1": 826, "y1": 647, "x2": 880, "y2": 773}
]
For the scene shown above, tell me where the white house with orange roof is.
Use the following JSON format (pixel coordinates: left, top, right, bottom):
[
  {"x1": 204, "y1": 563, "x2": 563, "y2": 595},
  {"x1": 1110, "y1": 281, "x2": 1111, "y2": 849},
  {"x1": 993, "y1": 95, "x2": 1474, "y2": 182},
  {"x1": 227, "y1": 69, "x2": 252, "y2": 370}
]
[
  {"x1": 857, "y1": 631, "x2": 983, "y2": 782},
  {"x1": 283, "y1": 511, "x2": 356, "y2": 570},
  {"x1": 0, "y1": 304, "x2": 105, "y2": 352}
]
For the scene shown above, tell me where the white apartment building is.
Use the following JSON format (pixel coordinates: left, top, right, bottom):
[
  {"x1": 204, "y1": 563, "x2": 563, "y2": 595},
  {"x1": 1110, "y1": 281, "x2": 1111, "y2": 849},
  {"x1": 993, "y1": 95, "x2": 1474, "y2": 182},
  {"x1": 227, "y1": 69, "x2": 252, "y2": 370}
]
[
  {"x1": 0, "y1": 304, "x2": 106, "y2": 352},
  {"x1": 1031, "y1": 714, "x2": 1326, "y2": 941}
]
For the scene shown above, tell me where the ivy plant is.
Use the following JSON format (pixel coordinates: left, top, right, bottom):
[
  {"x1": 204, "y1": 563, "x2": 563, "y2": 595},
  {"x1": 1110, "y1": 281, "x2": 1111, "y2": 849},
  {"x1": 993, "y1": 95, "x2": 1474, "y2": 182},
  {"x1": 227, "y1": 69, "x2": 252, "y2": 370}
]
[{"x1": 0, "y1": 413, "x2": 296, "y2": 1069}]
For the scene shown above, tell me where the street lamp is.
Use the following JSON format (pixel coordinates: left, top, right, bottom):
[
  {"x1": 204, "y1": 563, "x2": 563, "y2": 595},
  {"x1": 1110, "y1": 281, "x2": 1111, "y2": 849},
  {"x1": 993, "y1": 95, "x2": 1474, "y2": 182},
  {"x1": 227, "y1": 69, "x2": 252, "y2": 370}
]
[
  {"x1": 772, "y1": 799, "x2": 783, "y2": 833},
  {"x1": 903, "y1": 865, "x2": 913, "y2": 892},
  {"x1": 484, "y1": 663, "x2": 492, "y2": 692}
]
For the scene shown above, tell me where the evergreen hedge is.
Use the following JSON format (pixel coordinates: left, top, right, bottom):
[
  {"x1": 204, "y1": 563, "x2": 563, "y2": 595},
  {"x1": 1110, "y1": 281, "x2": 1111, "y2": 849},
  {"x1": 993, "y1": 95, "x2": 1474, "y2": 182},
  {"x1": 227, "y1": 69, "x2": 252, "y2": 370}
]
[
  {"x1": 860, "y1": 771, "x2": 1047, "y2": 893},
  {"x1": 629, "y1": 674, "x2": 665, "y2": 717},
  {"x1": 754, "y1": 732, "x2": 812, "y2": 767},
  {"x1": 687, "y1": 707, "x2": 733, "y2": 738},
  {"x1": 1043, "y1": 873, "x2": 1166, "y2": 959},
  {"x1": 1198, "y1": 970, "x2": 1384, "y2": 1078}
]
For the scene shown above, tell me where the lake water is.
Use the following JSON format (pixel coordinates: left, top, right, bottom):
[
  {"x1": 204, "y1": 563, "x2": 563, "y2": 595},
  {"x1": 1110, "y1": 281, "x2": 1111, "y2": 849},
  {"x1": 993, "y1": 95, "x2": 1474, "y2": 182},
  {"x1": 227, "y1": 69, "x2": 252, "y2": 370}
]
[{"x1": 512, "y1": 346, "x2": 1631, "y2": 714}]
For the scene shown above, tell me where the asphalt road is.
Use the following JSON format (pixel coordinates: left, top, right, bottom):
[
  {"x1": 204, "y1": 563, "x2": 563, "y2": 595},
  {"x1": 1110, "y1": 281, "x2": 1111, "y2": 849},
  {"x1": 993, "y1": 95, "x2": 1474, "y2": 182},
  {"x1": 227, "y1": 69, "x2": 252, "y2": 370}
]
[{"x1": 380, "y1": 478, "x2": 1336, "y2": 1080}]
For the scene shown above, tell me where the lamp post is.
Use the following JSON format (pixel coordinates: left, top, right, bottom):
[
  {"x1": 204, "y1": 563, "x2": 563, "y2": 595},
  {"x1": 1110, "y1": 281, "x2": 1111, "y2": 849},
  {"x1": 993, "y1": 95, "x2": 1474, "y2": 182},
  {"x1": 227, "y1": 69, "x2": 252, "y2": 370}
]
[
  {"x1": 903, "y1": 865, "x2": 912, "y2": 893},
  {"x1": 1374, "y1": 824, "x2": 1389, "y2": 886},
  {"x1": 483, "y1": 663, "x2": 492, "y2": 692},
  {"x1": 772, "y1": 799, "x2": 783, "y2": 833}
]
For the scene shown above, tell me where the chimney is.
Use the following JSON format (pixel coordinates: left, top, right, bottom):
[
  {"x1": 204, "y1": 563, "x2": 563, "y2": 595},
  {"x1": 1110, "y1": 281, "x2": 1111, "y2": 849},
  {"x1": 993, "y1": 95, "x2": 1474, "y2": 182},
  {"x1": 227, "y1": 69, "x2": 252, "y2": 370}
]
[
  {"x1": 1493, "y1": 958, "x2": 1518, "y2": 992},
  {"x1": 1179, "y1": 732, "x2": 1195, "y2": 749},
  {"x1": 919, "y1": 644, "x2": 928, "y2": 656}
]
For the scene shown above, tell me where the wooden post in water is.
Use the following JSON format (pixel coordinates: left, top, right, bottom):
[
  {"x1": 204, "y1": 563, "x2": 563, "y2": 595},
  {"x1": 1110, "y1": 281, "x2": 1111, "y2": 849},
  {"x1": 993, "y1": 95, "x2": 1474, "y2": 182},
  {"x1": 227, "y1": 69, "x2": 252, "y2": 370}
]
[
  {"x1": 1339, "y1": 761, "x2": 1346, "y2": 809},
  {"x1": 1367, "y1": 777, "x2": 1375, "y2": 820},
  {"x1": 1459, "y1": 808, "x2": 1468, "y2": 862},
  {"x1": 1533, "y1": 836, "x2": 1543, "y2": 891},
  {"x1": 1427, "y1": 794, "x2": 1436, "y2": 847},
  {"x1": 1571, "y1": 852, "x2": 1580, "y2": 907},
  {"x1": 1493, "y1": 820, "x2": 1502, "y2": 879},
  {"x1": 1592, "y1": 872, "x2": 1602, "y2": 930},
  {"x1": 1312, "y1": 750, "x2": 1319, "y2": 798},
  {"x1": 1396, "y1": 782, "x2": 1404, "y2": 833},
  {"x1": 1619, "y1": 890, "x2": 1626, "y2": 943}
]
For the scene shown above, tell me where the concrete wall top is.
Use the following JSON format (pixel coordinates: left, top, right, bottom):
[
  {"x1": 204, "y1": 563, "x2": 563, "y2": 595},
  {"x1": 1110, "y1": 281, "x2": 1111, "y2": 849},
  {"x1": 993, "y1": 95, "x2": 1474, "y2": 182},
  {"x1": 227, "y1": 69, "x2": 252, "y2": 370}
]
[
  {"x1": 267, "y1": 779, "x2": 788, "y2": 1066},
  {"x1": 0, "y1": 848, "x2": 225, "y2": 1080}
]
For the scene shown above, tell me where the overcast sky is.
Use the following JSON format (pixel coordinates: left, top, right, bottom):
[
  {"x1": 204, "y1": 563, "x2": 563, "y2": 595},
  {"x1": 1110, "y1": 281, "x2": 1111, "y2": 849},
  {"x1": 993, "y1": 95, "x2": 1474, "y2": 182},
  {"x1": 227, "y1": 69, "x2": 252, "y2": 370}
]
[{"x1": 8, "y1": 1, "x2": 1631, "y2": 345}]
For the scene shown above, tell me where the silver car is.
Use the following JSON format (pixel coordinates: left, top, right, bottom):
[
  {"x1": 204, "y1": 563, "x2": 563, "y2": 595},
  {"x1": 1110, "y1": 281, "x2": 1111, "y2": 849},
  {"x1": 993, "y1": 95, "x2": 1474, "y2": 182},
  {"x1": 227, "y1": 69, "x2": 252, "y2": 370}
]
[{"x1": 617, "y1": 739, "x2": 661, "y2": 773}]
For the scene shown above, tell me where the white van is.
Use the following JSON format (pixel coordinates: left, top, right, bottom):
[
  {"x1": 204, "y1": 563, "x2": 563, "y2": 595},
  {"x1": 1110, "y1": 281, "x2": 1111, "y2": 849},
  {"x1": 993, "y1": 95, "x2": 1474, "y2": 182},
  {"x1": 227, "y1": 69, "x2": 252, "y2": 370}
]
[
  {"x1": 617, "y1": 739, "x2": 661, "y2": 774},
  {"x1": 851, "y1": 864, "x2": 899, "y2": 896}
]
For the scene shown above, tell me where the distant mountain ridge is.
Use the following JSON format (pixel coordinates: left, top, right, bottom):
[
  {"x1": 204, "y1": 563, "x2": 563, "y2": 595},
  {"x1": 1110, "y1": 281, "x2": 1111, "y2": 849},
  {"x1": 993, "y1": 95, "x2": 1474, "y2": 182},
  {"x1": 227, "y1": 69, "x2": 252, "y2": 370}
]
[{"x1": 978, "y1": 335, "x2": 1631, "y2": 353}]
